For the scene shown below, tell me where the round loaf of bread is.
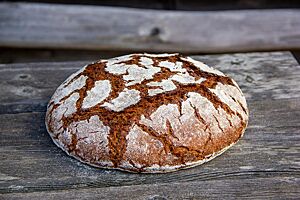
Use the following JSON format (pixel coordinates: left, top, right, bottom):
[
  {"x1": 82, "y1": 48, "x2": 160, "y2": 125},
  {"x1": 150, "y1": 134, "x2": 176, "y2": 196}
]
[{"x1": 46, "y1": 53, "x2": 249, "y2": 173}]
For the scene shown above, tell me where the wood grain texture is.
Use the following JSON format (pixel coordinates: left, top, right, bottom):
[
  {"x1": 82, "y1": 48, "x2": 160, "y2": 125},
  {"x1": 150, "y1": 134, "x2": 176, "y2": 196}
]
[
  {"x1": 0, "y1": 52, "x2": 299, "y2": 199},
  {"x1": 0, "y1": 2, "x2": 300, "y2": 53},
  {"x1": 2, "y1": 177, "x2": 300, "y2": 200}
]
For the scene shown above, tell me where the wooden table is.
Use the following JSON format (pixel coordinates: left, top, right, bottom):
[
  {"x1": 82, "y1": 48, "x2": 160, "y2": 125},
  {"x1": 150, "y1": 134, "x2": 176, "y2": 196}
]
[{"x1": 1, "y1": 52, "x2": 299, "y2": 199}]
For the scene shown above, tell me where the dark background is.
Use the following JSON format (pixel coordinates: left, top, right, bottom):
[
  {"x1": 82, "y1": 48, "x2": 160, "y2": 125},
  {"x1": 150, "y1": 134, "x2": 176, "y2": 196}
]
[{"x1": 3, "y1": 0, "x2": 300, "y2": 10}]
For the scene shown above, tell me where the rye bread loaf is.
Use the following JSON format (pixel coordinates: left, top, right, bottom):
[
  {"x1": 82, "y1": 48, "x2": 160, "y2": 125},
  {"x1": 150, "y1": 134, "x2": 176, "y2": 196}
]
[{"x1": 45, "y1": 53, "x2": 249, "y2": 173}]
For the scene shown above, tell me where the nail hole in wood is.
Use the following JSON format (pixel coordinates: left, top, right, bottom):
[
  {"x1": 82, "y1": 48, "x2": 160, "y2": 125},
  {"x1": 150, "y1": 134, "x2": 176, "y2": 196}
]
[{"x1": 150, "y1": 27, "x2": 161, "y2": 37}]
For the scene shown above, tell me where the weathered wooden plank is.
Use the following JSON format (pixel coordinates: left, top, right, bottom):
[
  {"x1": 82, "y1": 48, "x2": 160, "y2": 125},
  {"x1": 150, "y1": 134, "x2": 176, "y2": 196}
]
[
  {"x1": 0, "y1": 51, "x2": 299, "y2": 114},
  {"x1": 0, "y1": 3, "x2": 300, "y2": 52},
  {"x1": 0, "y1": 98, "x2": 299, "y2": 196},
  {"x1": 2, "y1": 177, "x2": 300, "y2": 200}
]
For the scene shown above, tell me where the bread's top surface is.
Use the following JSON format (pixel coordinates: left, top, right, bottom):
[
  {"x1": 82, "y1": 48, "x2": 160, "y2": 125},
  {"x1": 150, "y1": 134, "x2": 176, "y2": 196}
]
[{"x1": 46, "y1": 53, "x2": 249, "y2": 173}]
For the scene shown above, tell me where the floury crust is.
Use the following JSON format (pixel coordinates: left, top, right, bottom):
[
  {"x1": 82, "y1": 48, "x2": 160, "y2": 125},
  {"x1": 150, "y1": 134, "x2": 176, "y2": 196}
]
[{"x1": 45, "y1": 53, "x2": 249, "y2": 173}]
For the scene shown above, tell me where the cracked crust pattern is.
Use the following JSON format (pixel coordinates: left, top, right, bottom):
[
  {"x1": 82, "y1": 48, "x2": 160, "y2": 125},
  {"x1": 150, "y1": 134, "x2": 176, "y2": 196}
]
[{"x1": 45, "y1": 53, "x2": 249, "y2": 173}]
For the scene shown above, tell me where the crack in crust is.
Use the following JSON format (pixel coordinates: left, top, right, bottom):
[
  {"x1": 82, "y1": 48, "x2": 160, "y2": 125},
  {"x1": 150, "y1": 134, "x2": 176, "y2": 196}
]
[
  {"x1": 188, "y1": 100, "x2": 213, "y2": 149},
  {"x1": 213, "y1": 115, "x2": 225, "y2": 133},
  {"x1": 166, "y1": 119, "x2": 179, "y2": 141},
  {"x1": 188, "y1": 100, "x2": 209, "y2": 131},
  {"x1": 136, "y1": 122, "x2": 204, "y2": 165},
  {"x1": 47, "y1": 53, "x2": 248, "y2": 170}
]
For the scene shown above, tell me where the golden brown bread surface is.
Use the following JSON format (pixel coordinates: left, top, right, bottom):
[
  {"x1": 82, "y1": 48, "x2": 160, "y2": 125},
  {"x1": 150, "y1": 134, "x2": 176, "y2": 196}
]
[{"x1": 45, "y1": 53, "x2": 249, "y2": 173}]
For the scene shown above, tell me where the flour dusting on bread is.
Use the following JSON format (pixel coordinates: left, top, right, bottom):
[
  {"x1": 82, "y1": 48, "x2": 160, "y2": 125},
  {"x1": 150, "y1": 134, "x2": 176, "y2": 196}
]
[{"x1": 46, "y1": 53, "x2": 249, "y2": 173}]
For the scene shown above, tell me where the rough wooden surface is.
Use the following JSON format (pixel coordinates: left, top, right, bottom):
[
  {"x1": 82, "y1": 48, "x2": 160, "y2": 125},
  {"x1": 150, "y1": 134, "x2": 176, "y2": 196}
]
[
  {"x1": 0, "y1": 3, "x2": 300, "y2": 53},
  {"x1": 0, "y1": 52, "x2": 300, "y2": 199}
]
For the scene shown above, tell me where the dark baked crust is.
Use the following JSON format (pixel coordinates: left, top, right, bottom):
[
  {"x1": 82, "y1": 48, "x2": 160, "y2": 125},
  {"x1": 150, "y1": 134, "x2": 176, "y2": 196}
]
[{"x1": 45, "y1": 53, "x2": 249, "y2": 173}]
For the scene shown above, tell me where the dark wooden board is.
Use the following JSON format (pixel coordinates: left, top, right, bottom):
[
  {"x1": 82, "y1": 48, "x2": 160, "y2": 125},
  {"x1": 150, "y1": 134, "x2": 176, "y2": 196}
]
[
  {"x1": 2, "y1": 47, "x2": 300, "y2": 65},
  {"x1": 5, "y1": 0, "x2": 300, "y2": 10},
  {"x1": 0, "y1": 52, "x2": 299, "y2": 199},
  {"x1": 0, "y1": 47, "x2": 132, "y2": 64},
  {"x1": 0, "y1": 3, "x2": 300, "y2": 53}
]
